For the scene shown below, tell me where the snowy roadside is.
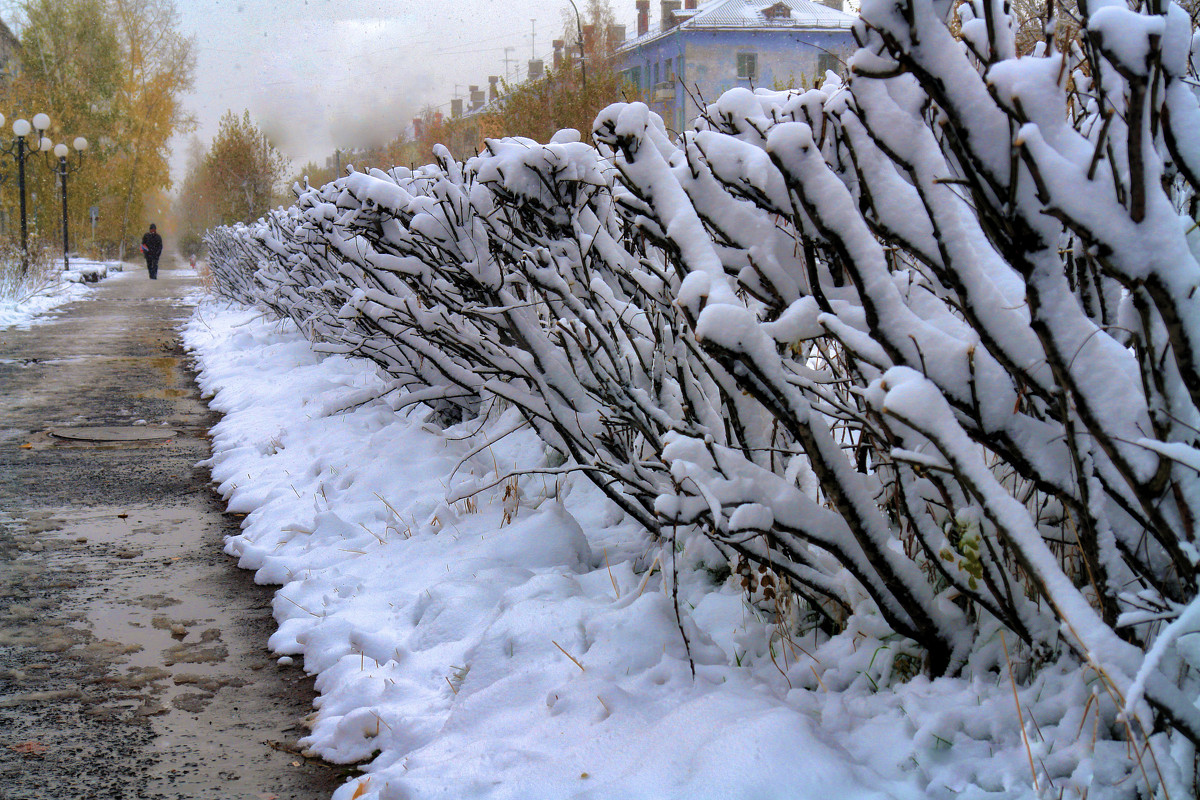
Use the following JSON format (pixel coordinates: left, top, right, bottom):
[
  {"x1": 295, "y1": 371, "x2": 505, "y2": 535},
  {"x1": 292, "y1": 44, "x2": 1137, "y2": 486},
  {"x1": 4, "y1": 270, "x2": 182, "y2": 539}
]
[
  {"x1": 0, "y1": 258, "x2": 121, "y2": 331},
  {"x1": 186, "y1": 300, "x2": 1118, "y2": 800}
]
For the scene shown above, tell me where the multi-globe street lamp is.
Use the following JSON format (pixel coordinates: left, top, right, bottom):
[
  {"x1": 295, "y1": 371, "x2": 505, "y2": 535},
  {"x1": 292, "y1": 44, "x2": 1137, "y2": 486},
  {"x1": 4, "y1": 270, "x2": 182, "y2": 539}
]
[
  {"x1": 46, "y1": 137, "x2": 88, "y2": 272},
  {"x1": 565, "y1": 0, "x2": 587, "y2": 91},
  {"x1": 0, "y1": 112, "x2": 53, "y2": 275}
]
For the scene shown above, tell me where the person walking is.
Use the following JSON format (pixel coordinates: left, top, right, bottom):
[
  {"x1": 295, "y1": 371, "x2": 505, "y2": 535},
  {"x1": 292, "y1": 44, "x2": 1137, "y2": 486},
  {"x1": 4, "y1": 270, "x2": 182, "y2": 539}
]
[{"x1": 141, "y1": 223, "x2": 163, "y2": 280}]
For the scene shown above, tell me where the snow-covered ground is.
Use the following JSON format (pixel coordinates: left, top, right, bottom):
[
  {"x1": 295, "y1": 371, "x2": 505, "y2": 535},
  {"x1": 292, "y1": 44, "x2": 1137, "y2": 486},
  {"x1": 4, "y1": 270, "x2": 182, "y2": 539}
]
[
  {"x1": 185, "y1": 300, "x2": 1142, "y2": 800},
  {"x1": 0, "y1": 258, "x2": 120, "y2": 331}
]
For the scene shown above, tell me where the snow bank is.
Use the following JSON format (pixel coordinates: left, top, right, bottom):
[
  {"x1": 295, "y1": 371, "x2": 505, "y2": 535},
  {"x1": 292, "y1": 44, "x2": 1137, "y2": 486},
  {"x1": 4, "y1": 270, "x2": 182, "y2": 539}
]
[
  {"x1": 187, "y1": 301, "x2": 1142, "y2": 800},
  {"x1": 0, "y1": 258, "x2": 118, "y2": 330}
]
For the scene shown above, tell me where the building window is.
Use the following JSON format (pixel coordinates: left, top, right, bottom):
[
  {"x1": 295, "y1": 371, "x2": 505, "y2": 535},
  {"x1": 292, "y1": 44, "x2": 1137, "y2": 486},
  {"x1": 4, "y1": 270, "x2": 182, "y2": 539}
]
[
  {"x1": 817, "y1": 53, "x2": 839, "y2": 79},
  {"x1": 737, "y1": 52, "x2": 757, "y2": 81},
  {"x1": 653, "y1": 61, "x2": 660, "y2": 85},
  {"x1": 676, "y1": 55, "x2": 683, "y2": 82},
  {"x1": 625, "y1": 66, "x2": 642, "y2": 90}
]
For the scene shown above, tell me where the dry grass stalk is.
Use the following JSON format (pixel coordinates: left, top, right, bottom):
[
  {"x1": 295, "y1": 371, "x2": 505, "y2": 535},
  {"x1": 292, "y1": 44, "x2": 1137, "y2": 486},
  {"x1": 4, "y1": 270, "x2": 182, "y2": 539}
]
[
  {"x1": 1002, "y1": 633, "x2": 1040, "y2": 793},
  {"x1": 552, "y1": 640, "x2": 585, "y2": 672},
  {"x1": 279, "y1": 593, "x2": 321, "y2": 617},
  {"x1": 605, "y1": 548, "x2": 620, "y2": 598}
]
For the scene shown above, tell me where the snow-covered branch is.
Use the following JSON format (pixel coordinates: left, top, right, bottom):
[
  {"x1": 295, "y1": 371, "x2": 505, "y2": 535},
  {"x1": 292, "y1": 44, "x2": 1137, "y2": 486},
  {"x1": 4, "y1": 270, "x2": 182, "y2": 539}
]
[{"x1": 205, "y1": 0, "x2": 1200, "y2": 770}]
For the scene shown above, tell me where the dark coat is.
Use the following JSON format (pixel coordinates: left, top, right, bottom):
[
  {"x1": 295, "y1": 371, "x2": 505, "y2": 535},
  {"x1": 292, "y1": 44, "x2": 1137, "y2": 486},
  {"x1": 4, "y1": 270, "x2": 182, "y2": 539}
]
[{"x1": 141, "y1": 231, "x2": 163, "y2": 259}]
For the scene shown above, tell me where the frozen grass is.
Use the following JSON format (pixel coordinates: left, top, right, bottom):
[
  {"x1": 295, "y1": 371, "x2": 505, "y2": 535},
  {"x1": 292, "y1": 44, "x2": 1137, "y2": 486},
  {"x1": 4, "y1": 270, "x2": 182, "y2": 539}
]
[
  {"x1": 0, "y1": 244, "x2": 54, "y2": 305},
  {"x1": 0, "y1": 245, "x2": 115, "y2": 331}
]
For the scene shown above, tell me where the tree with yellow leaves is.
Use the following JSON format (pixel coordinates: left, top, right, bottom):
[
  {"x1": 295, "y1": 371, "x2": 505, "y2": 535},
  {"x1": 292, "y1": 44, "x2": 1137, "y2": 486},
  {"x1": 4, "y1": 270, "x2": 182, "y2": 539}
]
[
  {"x1": 108, "y1": 0, "x2": 195, "y2": 258},
  {"x1": 0, "y1": 0, "x2": 194, "y2": 259},
  {"x1": 478, "y1": 0, "x2": 626, "y2": 146},
  {"x1": 196, "y1": 109, "x2": 289, "y2": 227}
]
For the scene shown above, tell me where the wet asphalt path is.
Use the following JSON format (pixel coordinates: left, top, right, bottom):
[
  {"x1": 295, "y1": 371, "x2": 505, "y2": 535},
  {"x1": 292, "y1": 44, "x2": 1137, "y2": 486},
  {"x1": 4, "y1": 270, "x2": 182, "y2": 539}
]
[{"x1": 0, "y1": 262, "x2": 344, "y2": 799}]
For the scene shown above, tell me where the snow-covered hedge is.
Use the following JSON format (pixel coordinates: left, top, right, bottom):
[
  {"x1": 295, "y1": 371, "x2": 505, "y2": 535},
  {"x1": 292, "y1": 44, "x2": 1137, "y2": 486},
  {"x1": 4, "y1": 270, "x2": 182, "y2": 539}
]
[{"x1": 207, "y1": 0, "x2": 1200, "y2": 787}]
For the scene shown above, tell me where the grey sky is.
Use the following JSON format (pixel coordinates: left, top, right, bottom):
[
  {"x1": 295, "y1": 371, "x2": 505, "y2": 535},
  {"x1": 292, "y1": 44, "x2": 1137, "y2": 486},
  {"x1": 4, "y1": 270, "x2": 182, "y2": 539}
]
[{"x1": 172, "y1": 0, "x2": 635, "y2": 181}]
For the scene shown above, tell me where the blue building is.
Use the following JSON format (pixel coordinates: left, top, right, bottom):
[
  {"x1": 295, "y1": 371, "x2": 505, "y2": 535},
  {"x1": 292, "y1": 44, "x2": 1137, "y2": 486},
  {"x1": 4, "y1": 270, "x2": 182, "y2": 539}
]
[{"x1": 617, "y1": 0, "x2": 857, "y2": 133}]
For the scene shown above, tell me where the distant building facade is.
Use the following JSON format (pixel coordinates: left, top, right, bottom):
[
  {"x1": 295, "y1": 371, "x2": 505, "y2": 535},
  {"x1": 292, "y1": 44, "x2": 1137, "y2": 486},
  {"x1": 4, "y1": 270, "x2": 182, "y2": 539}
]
[
  {"x1": 0, "y1": 18, "x2": 17, "y2": 236},
  {"x1": 618, "y1": 0, "x2": 857, "y2": 132},
  {"x1": 0, "y1": 18, "x2": 18, "y2": 82}
]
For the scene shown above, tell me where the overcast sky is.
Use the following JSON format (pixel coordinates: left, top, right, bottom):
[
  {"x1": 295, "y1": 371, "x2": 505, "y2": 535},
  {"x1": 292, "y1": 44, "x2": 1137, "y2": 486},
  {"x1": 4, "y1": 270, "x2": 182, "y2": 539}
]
[{"x1": 167, "y1": 0, "x2": 636, "y2": 182}]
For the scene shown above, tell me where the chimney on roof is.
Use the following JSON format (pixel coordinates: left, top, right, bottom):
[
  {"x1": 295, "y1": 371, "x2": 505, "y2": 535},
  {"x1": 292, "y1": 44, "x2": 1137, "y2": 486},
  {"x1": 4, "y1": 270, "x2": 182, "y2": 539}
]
[
  {"x1": 684, "y1": 0, "x2": 696, "y2": 8},
  {"x1": 469, "y1": 85, "x2": 485, "y2": 111},
  {"x1": 413, "y1": 117, "x2": 424, "y2": 140},
  {"x1": 488, "y1": 75, "x2": 499, "y2": 101},
  {"x1": 528, "y1": 59, "x2": 544, "y2": 79},
  {"x1": 450, "y1": 97, "x2": 463, "y2": 118},
  {"x1": 636, "y1": 0, "x2": 650, "y2": 36},
  {"x1": 553, "y1": 38, "x2": 565, "y2": 68},
  {"x1": 608, "y1": 24, "x2": 626, "y2": 46},
  {"x1": 582, "y1": 23, "x2": 595, "y2": 53},
  {"x1": 661, "y1": 0, "x2": 682, "y2": 29}
]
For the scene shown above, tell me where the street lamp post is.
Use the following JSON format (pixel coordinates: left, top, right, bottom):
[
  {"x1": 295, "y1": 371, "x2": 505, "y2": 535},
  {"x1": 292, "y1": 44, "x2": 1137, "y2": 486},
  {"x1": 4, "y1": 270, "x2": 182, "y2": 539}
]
[
  {"x1": 565, "y1": 0, "x2": 587, "y2": 92},
  {"x1": 0, "y1": 112, "x2": 53, "y2": 276},
  {"x1": 47, "y1": 137, "x2": 88, "y2": 272}
]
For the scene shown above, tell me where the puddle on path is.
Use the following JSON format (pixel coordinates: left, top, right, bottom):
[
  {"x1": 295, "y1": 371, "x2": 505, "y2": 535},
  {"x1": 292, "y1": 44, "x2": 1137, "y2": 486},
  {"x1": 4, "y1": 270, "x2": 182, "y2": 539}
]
[{"x1": 0, "y1": 503, "x2": 347, "y2": 800}]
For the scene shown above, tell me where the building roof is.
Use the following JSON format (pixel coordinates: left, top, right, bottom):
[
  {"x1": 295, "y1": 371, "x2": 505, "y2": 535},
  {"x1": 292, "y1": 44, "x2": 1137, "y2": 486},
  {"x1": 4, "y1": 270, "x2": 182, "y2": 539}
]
[
  {"x1": 690, "y1": 0, "x2": 855, "y2": 28},
  {"x1": 624, "y1": 0, "x2": 856, "y2": 49}
]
